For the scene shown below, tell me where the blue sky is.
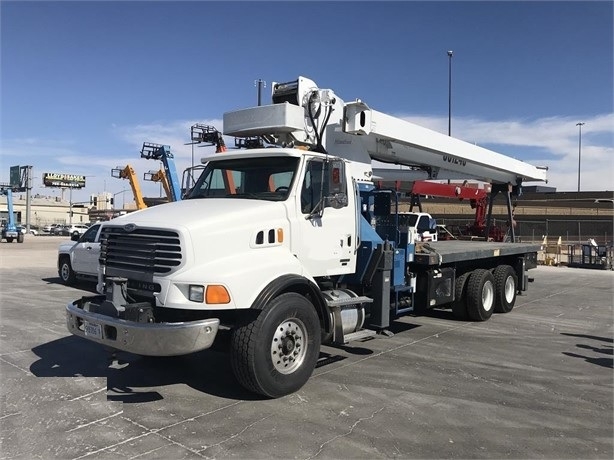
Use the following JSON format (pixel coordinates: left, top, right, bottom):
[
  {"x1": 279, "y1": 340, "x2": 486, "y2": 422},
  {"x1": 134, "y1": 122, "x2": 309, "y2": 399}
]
[{"x1": 2, "y1": 1, "x2": 613, "y2": 204}]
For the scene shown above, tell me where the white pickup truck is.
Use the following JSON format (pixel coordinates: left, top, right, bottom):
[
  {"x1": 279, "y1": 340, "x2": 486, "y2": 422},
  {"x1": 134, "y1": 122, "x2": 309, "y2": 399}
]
[{"x1": 58, "y1": 223, "x2": 102, "y2": 285}]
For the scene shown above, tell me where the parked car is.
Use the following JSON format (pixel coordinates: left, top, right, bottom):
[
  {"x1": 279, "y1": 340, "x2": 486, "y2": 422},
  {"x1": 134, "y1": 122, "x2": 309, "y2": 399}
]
[
  {"x1": 52, "y1": 225, "x2": 67, "y2": 235},
  {"x1": 57, "y1": 224, "x2": 102, "y2": 285},
  {"x1": 43, "y1": 224, "x2": 59, "y2": 234},
  {"x1": 60, "y1": 224, "x2": 89, "y2": 237},
  {"x1": 17, "y1": 226, "x2": 38, "y2": 236}
]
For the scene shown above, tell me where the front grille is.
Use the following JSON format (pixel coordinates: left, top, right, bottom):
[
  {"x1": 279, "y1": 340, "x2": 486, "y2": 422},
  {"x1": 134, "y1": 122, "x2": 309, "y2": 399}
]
[{"x1": 101, "y1": 226, "x2": 183, "y2": 276}]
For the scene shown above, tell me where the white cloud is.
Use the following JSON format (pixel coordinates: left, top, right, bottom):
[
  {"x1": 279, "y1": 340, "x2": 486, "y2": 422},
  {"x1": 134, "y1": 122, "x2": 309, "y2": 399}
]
[
  {"x1": 4, "y1": 113, "x2": 612, "y2": 205},
  {"x1": 396, "y1": 113, "x2": 614, "y2": 191}
]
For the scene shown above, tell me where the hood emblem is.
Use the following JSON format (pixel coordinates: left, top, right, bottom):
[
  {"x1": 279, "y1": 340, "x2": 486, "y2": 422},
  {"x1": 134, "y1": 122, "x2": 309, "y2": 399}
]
[{"x1": 123, "y1": 223, "x2": 137, "y2": 232}]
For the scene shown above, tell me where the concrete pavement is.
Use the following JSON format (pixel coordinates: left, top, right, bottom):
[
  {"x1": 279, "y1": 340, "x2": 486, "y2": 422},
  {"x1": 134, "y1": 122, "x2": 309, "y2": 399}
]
[{"x1": 1, "y1": 236, "x2": 612, "y2": 459}]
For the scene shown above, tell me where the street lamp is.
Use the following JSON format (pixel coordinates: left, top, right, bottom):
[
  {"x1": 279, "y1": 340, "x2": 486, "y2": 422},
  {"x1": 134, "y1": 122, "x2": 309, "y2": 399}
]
[
  {"x1": 576, "y1": 122, "x2": 585, "y2": 192},
  {"x1": 447, "y1": 50, "x2": 453, "y2": 136},
  {"x1": 112, "y1": 189, "x2": 128, "y2": 210}
]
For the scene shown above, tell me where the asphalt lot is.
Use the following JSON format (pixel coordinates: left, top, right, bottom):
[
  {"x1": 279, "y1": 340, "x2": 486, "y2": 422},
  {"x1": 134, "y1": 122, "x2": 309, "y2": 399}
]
[{"x1": 1, "y1": 236, "x2": 612, "y2": 459}]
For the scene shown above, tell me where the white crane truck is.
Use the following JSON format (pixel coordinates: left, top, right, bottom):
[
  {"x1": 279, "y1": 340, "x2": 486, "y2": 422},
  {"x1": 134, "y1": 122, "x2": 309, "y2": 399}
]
[{"x1": 66, "y1": 77, "x2": 548, "y2": 397}]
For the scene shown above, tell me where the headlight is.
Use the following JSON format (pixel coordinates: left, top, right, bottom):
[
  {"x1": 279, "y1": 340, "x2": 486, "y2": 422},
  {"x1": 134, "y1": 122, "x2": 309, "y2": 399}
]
[{"x1": 188, "y1": 285, "x2": 205, "y2": 302}]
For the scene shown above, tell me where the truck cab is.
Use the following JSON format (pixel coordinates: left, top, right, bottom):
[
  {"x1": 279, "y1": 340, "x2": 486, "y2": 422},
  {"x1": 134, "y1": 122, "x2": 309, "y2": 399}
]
[{"x1": 398, "y1": 212, "x2": 438, "y2": 242}]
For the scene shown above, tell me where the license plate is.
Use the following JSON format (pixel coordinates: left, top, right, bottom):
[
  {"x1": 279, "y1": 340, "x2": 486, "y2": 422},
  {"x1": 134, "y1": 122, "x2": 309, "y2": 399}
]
[{"x1": 84, "y1": 321, "x2": 102, "y2": 339}]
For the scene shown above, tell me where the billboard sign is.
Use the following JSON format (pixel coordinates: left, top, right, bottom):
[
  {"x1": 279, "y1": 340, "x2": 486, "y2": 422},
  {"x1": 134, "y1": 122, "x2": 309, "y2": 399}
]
[
  {"x1": 43, "y1": 172, "x2": 86, "y2": 188},
  {"x1": 10, "y1": 166, "x2": 20, "y2": 187}
]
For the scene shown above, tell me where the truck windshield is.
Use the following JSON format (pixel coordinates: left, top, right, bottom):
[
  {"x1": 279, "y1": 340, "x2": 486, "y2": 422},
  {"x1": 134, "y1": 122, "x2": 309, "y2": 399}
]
[{"x1": 186, "y1": 156, "x2": 300, "y2": 201}]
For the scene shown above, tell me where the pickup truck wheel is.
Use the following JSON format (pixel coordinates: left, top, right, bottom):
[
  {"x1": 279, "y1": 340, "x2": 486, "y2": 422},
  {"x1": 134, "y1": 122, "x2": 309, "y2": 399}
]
[
  {"x1": 466, "y1": 269, "x2": 495, "y2": 321},
  {"x1": 493, "y1": 265, "x2": 517, "y2": 313},
  {"x1": 5, "y1": 237, "x2": 13, "y2": 243},
  {"x1": 451, "y1": 272, "x2": 470, "y2": 320},
  {"x1": 230, "y1": 292, "x2": 321, "y2": 398},
  {"x1": 59, "y1": 257, "x2": 77, "y2": 285},
  {"x1": 17, "y1": 233, "x2": 24, "y2": 243}
]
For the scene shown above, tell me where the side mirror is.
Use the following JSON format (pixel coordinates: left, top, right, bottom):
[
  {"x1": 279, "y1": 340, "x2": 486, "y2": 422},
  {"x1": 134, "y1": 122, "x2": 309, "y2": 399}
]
[{"x1": 71, "y1": 233, "x2": 80, "y2": 242}]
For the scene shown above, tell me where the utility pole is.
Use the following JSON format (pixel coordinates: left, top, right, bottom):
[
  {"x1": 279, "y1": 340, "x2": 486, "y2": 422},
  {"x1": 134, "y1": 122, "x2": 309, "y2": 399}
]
[
  {"x1": 576, "y1": 122, "x2": 585, "y2": 192},
  {"x1": 447, "y1": 50, "x2": 453, "y2": 136},
  {"x1": 24, "y1": 166, "x2": 32, "y2": 233}
]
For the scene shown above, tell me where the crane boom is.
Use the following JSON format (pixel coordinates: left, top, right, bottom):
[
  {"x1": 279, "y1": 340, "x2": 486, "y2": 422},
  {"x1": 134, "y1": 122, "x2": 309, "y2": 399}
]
[
  {"x1": 140, "y1": 143, "x2": 182, "y2": 202},
  {"x1": 224, "y1": 76, "x2": 547, "y2": 187},
  {"x1": 143, "y1": 169, "x2": 172, "y2": 201},
  {"x1": 111, "y1": 165, "x2": 147, "y2": 210},
  {"x1": 344, "y1": 102, "x2": 546, "y2": 184}
]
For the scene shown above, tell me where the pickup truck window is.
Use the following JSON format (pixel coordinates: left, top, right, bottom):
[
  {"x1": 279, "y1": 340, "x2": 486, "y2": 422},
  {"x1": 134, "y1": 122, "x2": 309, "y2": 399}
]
[
  {"x1": 81, "y1": 224, "x2": 100, "y2": 243},
  {"x1": 186, "y1": 157, "x2": 299, "y2": 201}
]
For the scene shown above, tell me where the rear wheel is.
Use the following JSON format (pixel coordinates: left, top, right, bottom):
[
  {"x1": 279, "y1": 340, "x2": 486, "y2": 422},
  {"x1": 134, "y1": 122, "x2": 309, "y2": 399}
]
[
  {"x1": 466, "y1": 269, "x2": 495, "y2": 321},
  {"x1": 17, "y1": 233, "x2": 24, "y2": 243},
  {"x1": 493, "y1": 265, "x2": 517, "y2": 313},
  {"x1": 230, "y1": 292, "x2": 321, "y2": 398},
  {"x1": 59, "y1": 257, "x2": 77, "y2": 285},
  {"x1": 451, "y1": 272, "x2": 470, "y2": 320}
]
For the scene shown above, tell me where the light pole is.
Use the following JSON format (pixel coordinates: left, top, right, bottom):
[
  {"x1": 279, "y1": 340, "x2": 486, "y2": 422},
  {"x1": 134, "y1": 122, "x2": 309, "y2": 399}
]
[
  {"x1": 255, "y1": 79, "x2": 266, "y2": 106},
  {"x1": 112, "y1": 189, "x2": 128, "y2": 210},
  {"x1": 576, "y1": 122, "x2": 585, "y2": 192},
  {"x1": 447, "y1": 50, "x2": 453, "y2": 136}
]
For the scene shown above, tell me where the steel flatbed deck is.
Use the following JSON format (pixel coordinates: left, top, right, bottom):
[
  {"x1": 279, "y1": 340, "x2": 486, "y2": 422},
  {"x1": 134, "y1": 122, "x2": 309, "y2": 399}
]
[{"x1": 413, "y1": 240, "x2": 541, "y2": 266}]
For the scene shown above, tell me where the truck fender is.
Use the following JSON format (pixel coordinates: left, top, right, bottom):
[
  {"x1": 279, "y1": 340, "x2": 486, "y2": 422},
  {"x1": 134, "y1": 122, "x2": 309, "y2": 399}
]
[{"x1": 249, "y1": 274, "x2": 330, "y2": 335}]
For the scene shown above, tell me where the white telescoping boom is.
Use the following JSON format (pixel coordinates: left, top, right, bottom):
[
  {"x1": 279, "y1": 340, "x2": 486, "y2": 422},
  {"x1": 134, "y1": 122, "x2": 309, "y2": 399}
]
[{"x1": 224, "y1": 76, "x2": 547, "y2": 187}]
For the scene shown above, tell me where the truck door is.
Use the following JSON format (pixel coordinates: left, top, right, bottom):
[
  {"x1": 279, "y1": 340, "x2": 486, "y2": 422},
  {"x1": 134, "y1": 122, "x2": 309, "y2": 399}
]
[
  {"x1": 71, "y1": 224, "x2": 101, "y2": 275},
  {"x1": 294, "y1": 158, "x2": 357, "y2": 277}
]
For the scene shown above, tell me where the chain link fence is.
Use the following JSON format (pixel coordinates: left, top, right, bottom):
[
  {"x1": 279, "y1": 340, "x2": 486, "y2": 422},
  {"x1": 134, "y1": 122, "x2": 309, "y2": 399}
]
[{"x1": 437, "y1": 218, "x2": 613, "y2": 245}]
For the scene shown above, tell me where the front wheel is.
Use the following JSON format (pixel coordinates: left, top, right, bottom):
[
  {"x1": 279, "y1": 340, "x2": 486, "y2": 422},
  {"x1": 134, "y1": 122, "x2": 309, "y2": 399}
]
[
  {"x1": 230, "y1": 292, "x2": 321, "y2": 398},
  {"x1": 58, "y1": 257, "x2": 77, "y2": 285}
]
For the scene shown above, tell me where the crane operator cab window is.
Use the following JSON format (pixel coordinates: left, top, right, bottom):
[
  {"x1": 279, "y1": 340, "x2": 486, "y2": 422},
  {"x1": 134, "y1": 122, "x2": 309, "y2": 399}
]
[{"x1": 301, "y1": 158, "x2": 348, "y2": 216}]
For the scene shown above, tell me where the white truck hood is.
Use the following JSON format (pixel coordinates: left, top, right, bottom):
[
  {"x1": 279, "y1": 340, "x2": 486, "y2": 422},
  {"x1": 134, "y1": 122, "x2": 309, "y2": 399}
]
[{"x1": 107, "y1": 198, "x2": 288, "y2": 232}]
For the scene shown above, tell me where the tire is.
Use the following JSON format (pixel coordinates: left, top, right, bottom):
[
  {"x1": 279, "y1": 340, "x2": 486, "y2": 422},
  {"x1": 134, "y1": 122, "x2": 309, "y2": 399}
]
[
  {"x1": 6, "y1": 237, "x2": 13, "y2": 243},
  {"x1": 493, "y1": 265, "x2": 517, "y2": 313},
  {"x1": 230, "y1": 292, "x2": 321, "y2": 398},
  {"x1": 466, "y1": 269, "x2": 495, "y2": 321},
  {"x1": 451, "y1": 272, "x2": 470, "y2": 320},
  {"x1": 58, "y1": 257, "x2": 77, "y2": 285},
  {"x1": 17, "y1": 233, "x2": 24, "y2": 243}
]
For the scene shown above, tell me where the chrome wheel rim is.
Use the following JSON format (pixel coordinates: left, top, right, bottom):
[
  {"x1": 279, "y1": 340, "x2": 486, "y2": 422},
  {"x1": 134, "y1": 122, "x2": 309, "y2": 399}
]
[
  {"x1": 61, "y1": 263, "x2": 70, "y2": 281},
  {"x1": 270, "y1": 318, "x2": 307, "y2": 374}
]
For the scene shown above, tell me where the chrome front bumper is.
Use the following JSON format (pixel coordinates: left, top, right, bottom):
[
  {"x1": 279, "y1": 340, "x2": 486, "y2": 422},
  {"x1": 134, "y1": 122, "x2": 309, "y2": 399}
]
[{"x1": 66, "y1": 296, "x2": 219, "y2": 356}]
